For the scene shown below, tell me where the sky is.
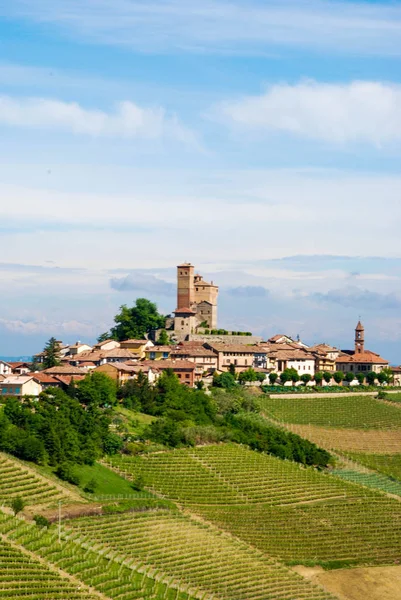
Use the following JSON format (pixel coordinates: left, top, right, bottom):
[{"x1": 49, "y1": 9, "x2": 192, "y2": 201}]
[{"x1": 0, "y1": 0, "x2": 401, "y2": 362}]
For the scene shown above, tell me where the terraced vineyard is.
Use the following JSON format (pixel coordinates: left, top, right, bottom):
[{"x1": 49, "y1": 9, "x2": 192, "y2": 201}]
[
  {"x1": 109, "y1": 445, "x2": 401, "y2": 567},
  {"x1": 345, "y1": 453, "x2": 401, "y2": 480},
  {"x1": 0, "y1": 535, "x2": 97, "y2": 600},
  {"x1": 332, "y1": 469, "x2": 401, "y2": 497},
  {"x1": 0, "y1": 453, "x2": 76, "y2": 507},
  {"x1": 109, "y1": 444, "x2": 352, "y2": 505},
  {"x1": 260, "y1": 395, "x2": 401, "y2": 429}
]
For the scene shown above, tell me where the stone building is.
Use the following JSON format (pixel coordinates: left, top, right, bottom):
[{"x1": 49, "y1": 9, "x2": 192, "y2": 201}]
[
  {"x1": 336, "y1": 321, "x2": 389, "y2": 374},
  {"x1": 175, "y1": 263, "x2": 218, "y2": 333}
]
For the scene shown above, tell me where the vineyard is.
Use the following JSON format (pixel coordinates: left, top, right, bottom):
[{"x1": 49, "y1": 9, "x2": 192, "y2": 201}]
[
  {"x1": 260, "y1": 395, "x2": 401, "y2": 429},
  {"x1": 345, "y1": 453, "x2": 401, "y2": 480},
  {"x1": 0, "y1": 453, "x2": 77, "y2": 507},
  {"x1": 0, "y1": 534, "x2": 97, "y2": 600},
  {"x1": 108, "y1": 445, "x2": 401, "y2": 568}
]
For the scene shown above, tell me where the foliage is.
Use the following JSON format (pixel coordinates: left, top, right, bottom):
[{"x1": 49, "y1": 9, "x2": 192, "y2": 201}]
[
  {"x1": 11, "y1": 496, "x2": 25, "y2": 515},
  {"x1": 156, "y1": 329, "x2": 171, "y2": 345},
  {"x1": 108, "y1": 298, "x2": 166, "y2": 341},
  {"x1": 131, "y1": 474, "x2": 146, "y2": 491},
  {"x1": 238, "y1": 368, "x2": 259, "y2": 384},
  {"x1": 366, "y1": 371, "x2": 377, "y2": 385},
  {"x1": 356, "y1": 373, "x2": 365, "y2": 384},
  {"x1": 213, "y1": 371, "x2": 237, "y2": 389},
  {"x1": 33, "y1": 514, "x2": 50, "y2": 528},
  {"x1": 97, "y1": 332, "x2": 110, "y2": 342},
  {"x1": 83, "y1": 478, "x2": 98, "y2": 494},
  {"x1": 0, "y1": 388, "x2": 111, "y2": 466},
  {"x1": 228, "y1": 363, "x2": 236, "y2": 377},
  {"x1": 300, "y1": 373, "x2": 312, "y2": 386},
  {"x1": 42, "y1": 337, "x2": 61, "y2": 369},
  {"x1": 280, "y1": 368, "x2": 299, "y2": 385},
  {"x1": 76, "y1": 372, "x2": 117, "y2": 407},
  {"x1": 377, "y1": 371, "x2": 388, "y2": 384},
  {"x1": 268, "y1": 372, "x2": 278, "y2": 385},
  {"x1": 344, "y1": 372, "x2": 355, "y2": 383},
  {"x1": 314, "y1": 372, "x2": 323, "y2": 385},
  {"x1": 333, "y1": 371, "x2": 344, "y2": 384},
  {"x1": 55, "y1": 462, "x2": 80, "y2": 486},
  {"x1": 323, "y1": 372, "x2": 332, "y2": 383}
]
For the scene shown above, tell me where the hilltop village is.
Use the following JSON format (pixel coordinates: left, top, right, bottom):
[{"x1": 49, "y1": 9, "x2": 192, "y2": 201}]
[{"x1": 0, "y1": 262, "x2": 397, "y2": 396}]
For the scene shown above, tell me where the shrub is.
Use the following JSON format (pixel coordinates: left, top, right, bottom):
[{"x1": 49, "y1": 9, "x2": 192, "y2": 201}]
[
  {"x1": 55, "y1": 463, "x2": 80, "y2": 486},
  {"x1": 268, "y1": 373, "x2": 278, "y2": 385},
  {"x1": 131, "y1": 474, "x2": 146, "y2": 491},
  {"x1": 11, "y1": 496, "x2": 25, "y2": 515},
  {"x1": 333, "y1": 371, "x2": 344, "y2": 384},
  {"x1": 33, "y1": 514, "x2": 50, "y2": 528},
  {"x1": 83, "y1": 478, "x2": 98, "y2": 494}
]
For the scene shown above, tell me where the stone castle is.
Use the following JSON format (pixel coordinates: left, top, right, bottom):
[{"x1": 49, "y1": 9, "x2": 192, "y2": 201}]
[{"x1": 173, "y1": 263, "x2": 219, "y2": 335}]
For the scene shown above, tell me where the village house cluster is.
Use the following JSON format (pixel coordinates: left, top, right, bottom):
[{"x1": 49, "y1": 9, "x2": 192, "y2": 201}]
[{"x1": 0, "y1": 263, "x2": 397, "y2": 396}]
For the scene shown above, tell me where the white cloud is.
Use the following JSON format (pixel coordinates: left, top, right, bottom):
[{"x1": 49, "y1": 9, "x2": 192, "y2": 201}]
[
  {"x1": 0, "y1": 95, "x2": 194, "y2": 142},
  {"x1": 3, "y1": 0, "x2": 401, "y2": 56},
  {"x1": 217, "y1": 80, "x2": 401, "y2": 144}
]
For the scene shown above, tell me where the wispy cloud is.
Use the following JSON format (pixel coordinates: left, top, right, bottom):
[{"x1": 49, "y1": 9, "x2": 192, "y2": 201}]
[
  {"x1": 217, "y1": 80, "x2": 401, "y2": 145},
  {"x1": 313, "y1": 287, "x2": 401, "y2": 310},
  {"x1": 4, "y1": 0, "x2": 401, "y2": 56},
  {"x1": 0, "y1": 95, "x2": 194, "y2": 142},
  {"x1": 110, "y1": 273, "x2": 175, "y2": 296}
]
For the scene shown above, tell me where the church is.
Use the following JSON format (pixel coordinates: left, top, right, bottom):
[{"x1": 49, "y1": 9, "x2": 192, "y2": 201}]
[
  {"x1": 336, "y1": 321, "x2": 389, "y2": 374},
  {"x1": 173, "y1": 263, "x2": 218, "y2": 336}
]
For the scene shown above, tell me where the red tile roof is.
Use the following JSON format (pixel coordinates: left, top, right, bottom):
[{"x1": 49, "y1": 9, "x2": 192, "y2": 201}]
[{"x1": 336, "y1": 350, "x2": 388, "y2": 365}]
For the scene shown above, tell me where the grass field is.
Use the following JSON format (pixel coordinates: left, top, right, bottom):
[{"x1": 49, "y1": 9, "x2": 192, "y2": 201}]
[
  {"x1": 331, "y1": 470, "x2": 401, "y2": 497},
  {"x1": 261, "y1": 395, "x2": 401, "y2": 429},
  {"x1": 108, "y1": 445, "x2": 401, "y2": 568}
]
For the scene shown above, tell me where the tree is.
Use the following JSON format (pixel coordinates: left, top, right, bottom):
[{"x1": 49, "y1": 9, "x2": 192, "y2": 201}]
[
  {"x1": 42, "y1": 337, "x2": 61, "y2": 369},
  {"x1": 381, "y1": 367, "x2": 394, "y2": 385},
  {"x1": 323, "y1": 372, "x2": 332, "y2": 384},
  {"x1": 157, "y1": 329, "x2": 170, "y2": 345},
  {"x1": 300, "y1": 373, "x2": 312, "y2": 386},
  {"x1": 97, "y1": 332, "x2": 110, "y2": 343},
  {"x1": 333, "y1": 371, "x2": 344, "y2": 385},
  {"x1": 110, "y1": 299, "x2": 166, "y2": 341},
  {"x1": 76, "y1": 372, "x2": 117, "y2": 407},
  {"x1": 268, "y1": 372, "x2": 278, "y2": 385},
  {"x1": 11, "y1": 496, "x2": 25, "y2": 515},
  {"x1": 345, "y1": 371, "x2": 355, "y2": 383},
  {"x1": 228, "y1": 363, "x2": 236, "y2": 378},
  {"x1": 377, "y1": 371, "x2": 388, "y2": 385},
  {"x1": 238, "y1": 368, "x2": 258, "y2": 385},
  {"x1": 212, "y1": 372, "x2": 237, "y2": 389},
  {"x1": 366, "y1": 371, "x2": 376, "y2": 386},
  {"x1": 356, "y1": 373, "x2": 365, "y2": 385},
  {"x1": 314, "y1": 372, "x2": 324, "y2": 386},
  {"x1": 279, "y1": 370, "x2": 291, "y2": 385}
]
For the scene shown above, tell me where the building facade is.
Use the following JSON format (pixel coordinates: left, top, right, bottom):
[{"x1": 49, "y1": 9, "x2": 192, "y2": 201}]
[{"x1": 175, "y1": 263, "x2": 218, "y2": 331}]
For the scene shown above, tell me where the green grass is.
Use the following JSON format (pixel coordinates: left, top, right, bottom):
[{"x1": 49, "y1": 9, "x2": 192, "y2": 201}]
[
  {"x1": 260, "y1": 395, "x2": 401, "y2": 428},
  {"x1": 345, "y1": 453, "x2": 401, "y2": 481},
  {"x1": 385, "y1": 392, "x2": 401, "y2": 402},
  {"x1": 331, "y1": 469, "x2": 401, "y2": 497},
  {"x1": 73, "y1": 462, "x2": 138, "y2": 496}
]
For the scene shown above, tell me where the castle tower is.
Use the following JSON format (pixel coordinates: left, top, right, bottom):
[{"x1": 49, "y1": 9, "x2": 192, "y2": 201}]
[
  {"x1": 355, "y1": 320, "x2": 365, "y2": 354},
  {"x1": 177, "y1": 263, "x2": 195, "y2": 310}
]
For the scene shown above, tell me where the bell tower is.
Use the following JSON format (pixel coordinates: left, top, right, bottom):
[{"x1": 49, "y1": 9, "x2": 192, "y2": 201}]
[
  {"x1": 177, "y1": 263, "x2": 194, "y2": 310},
  {"x1": 355, "y1": 320, "x2": 365, "y2": 354}
]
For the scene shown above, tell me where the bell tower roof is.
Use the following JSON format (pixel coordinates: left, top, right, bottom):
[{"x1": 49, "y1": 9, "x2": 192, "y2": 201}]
[{"x1": 355, "y1": 320, "x2": 364, "y2": 331}]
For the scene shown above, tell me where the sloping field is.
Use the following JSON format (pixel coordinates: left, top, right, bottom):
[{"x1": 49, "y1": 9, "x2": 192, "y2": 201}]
[
  {"x1": 332, "y1": 470, "x2": 401, "y2": 497},
  {"x1": 281, "y1": 424, "x2": 401, "y2": 453},
  {"x1": 0, "y1": 535, "x2": 97, "y2": 600},
  {"x1": 0, "y1": 511, "x2": 197, "y2": 600},
  {"x1": 109, "y1": 445, "x2": 401, "y2": 568},
  {"x1": 67, "y1": 510, "x2": 337, "y2": 600},
  {"x1": 261, "y1": 395, "x2": 401, "y2": 428},
  {"x1": 345, "y1": 453, "x2": 401, "y2": 479},
  {"x1": 109, "y1": 445, "x2": 352, "y2": 505},
  {"x1": 0, "y1": 453, "x2": 78, "y2": 507}
]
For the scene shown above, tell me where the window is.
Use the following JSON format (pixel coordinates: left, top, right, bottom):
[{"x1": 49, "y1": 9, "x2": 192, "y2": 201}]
[
  {"x1": 163, "y1": 352, "x2": 169, "y2": 359},
  {"x1": 185, "y1": 374, "x2": 190, "y2": 379},
  {"x1": 150, "y1": 352, "x2": 155, "y2": 360},
  {"x1": 15, "y1": 387, "x2": 20, "y2": 394}
]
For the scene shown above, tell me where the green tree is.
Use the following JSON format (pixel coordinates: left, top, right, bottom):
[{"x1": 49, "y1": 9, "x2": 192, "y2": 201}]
[
  {"x1": 97, "y1": 332, "x2": 110, "y2": 343},
  {"x1": 314, "y1": 372, "x2": 324, "y2": 386},
  {"x1": 323, "y1": 371, "x2": 332, "y2": 384},
  {"x1": 366, "y1": 371, "x2": 377, "y2": 386},
  {"x1": 333, "y1": 371, "x2": 344, "y2": 385},
  {"x1": 300, "y1": 373, "x2": 312, "y2": 386},
  {"x1": 268, "y1": 372, "x2": 278, "y2": 385},
  {"x1": 238, "y1": 368, "x2": 258, "y2": 384},
  {"x1": 279, "y1": 370, "x2": 291, "y2": 385},
  {"x1": 377, "y1": 371, "x2": 388, "y2": 385},
  {"x1": 76, "y1": 372, "x2": 117, "y2": 407},
  {"x1": 228, "y1": 363, "x2": 237, "y2": 378},
  {"x1": 356, "y1": 373, "x2": 365, "y2": 385},
  {"x1": 381, "y1": 367, "x2": 394, "y2": 385},
  {"x1": 156, "y1": 329, "x2": 170, "y2": 345},
  {"x1": 345, "y1": 371, "x2": 355, "y2": 383},
  {"x1": 281, "y1": 368, "x2": 299, "y2": 385},
  {"x1": 11, "y1": 496, "x2": 25, "y2": 515},
  {"x1": 110, "y1": 299, "x2": 166, "y2": 341},
  {"x1": 212, "y1": 372, "x2": 237, "y2": 390},
  {"x1": 42, "y1": 337, "x2": 61, "y2": 369}
]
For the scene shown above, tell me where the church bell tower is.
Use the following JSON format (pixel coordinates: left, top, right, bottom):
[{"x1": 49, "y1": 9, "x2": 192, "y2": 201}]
[{"x1": 355, "y1": 320, "x2": 365, "y2": 354}]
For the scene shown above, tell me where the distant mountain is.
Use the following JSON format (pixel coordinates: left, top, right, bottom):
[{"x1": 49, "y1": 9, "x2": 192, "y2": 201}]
[{"x1": 0, "y1": 356, "x2": 32, "y2": 362}]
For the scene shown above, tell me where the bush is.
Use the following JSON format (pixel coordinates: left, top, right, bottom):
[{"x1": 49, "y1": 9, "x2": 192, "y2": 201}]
[
  {"x1": 33, "y1": 514, "x2": 50, "y2": 528},
  {"x1": 131, "y1": 474, "x2": 146, "y2": 491},
  {"x1": 55, "y1": 463, "x2": 80, "y2": 486},
  {"x1": 11, "y1": 496, "x2": 25, "y2": 515},
  {"x1": 377, "y1": 390, "x2": 388, "y2": 400},
  {"x1": 83, "y1": 478, "x2": 98, "y2": 494}
]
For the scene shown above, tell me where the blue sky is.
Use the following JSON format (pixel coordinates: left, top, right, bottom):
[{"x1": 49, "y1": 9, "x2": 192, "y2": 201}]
[{"x1": 0, "y1": 0, "x2": 401, "y2": 361}]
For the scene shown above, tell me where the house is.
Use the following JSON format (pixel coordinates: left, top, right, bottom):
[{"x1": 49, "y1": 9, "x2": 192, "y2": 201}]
[
  {"x1": 0, "y1": 376, "x2": 42, "y2": 397},
  {"x1": 268, "y1": 334, "x2": 295, "y2": 344},
  {"x1": 336, "y1": 321, "x2": 389, "y2": 374},
  {"x1": 67, "y1": 342, "x2": 93, "y2": 356},
  {"x1": 0, "y1": 360, "x2": 12, "y2": 376},
  {"x1": 141, "y1": 359, "x2": 196, "y2": 386},
  {"x1": 44, "y1": 365, "x2": 88, "y2": 377},
  {"x1": 170, "y1": 346, "x2": 218, "y2": 378},
  {"x1": 32, "y1": 372, "x2": 62, "y2": 389},
  {"x1": 308, "y1": 343, "x2": 340, "y2": 373},
  {"x1": 268, "y1": 347, "x2": 315, "y2": 377},
  {"x1": 93, "y1": 339, "x2": 121, "y2": 351},
  {"x1": 120, "y1": 339, "x2": 153, "y2": 358},
  {"x1": 145, "y1": 346, "x2": 173, "y2": 361},
  {"x1": 205, "y1": 344, "x2": 261, "y2": 373},
  {"x1": 173, "y1": 307, "x2": 198, "y2": 336},
  {"x1": 391, "y1": 367, "x2": 401, "y2": 386},
  {"x1": 7, "y1": 361, "x2": 32, "y2": 375},
  {"x1": 67, "y1": 348, "x2": 137, "y2": 368},
  {"x1": 95, "y1": 362, "x2": 159, "y2": 385}
]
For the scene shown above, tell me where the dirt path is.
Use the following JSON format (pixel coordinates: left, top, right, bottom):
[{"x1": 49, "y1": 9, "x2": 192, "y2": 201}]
[
  {"x1": 1, "y1": 531, "x2": 109, "y2": 600},
  {"x1": 293, "y1": 564, "x2": 401, "y2": 600}
]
